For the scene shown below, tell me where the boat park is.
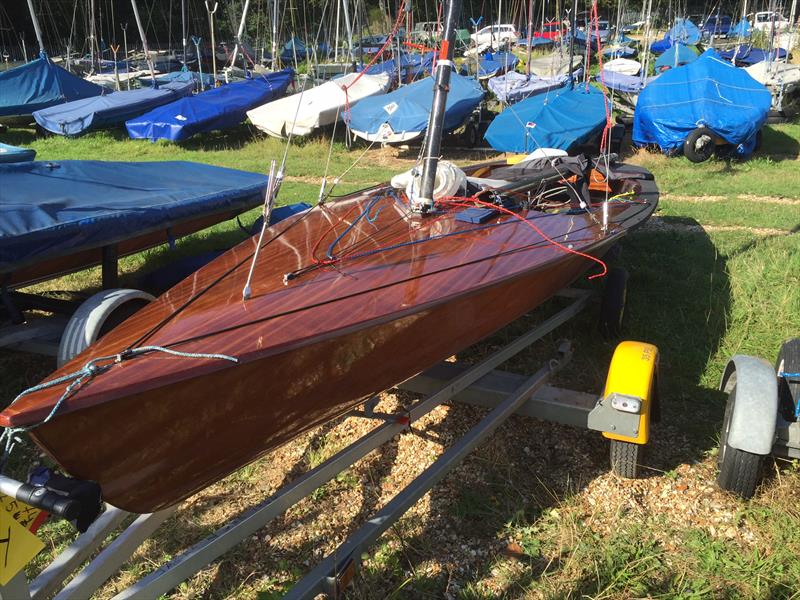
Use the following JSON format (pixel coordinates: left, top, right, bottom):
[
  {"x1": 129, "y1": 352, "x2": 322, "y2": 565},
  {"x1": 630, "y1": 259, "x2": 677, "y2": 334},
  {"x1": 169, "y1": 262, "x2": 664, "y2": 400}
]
[{"x1": 0, "y1": 0, "x2": 798, "y2": 597}]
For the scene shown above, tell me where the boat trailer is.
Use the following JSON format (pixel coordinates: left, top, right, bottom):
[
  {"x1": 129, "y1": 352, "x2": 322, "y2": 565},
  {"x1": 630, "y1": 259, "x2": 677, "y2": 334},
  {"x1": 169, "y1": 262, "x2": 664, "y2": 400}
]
[{"x1": 0, "y1": 288, "x2": 659, "y2": 599}]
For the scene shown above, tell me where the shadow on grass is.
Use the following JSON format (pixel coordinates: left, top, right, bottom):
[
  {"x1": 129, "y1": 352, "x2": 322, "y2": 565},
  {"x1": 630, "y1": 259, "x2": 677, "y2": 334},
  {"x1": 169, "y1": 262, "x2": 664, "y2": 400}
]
[{"x1": 758, "y1": 126, "x2": 800, "y2": 161}]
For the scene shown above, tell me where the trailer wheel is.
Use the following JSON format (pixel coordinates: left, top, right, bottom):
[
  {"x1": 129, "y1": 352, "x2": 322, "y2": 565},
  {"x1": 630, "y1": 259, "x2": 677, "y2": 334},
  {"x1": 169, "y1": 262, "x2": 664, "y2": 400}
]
[
  {"x1": 776, "y1": 338, "x2": 800, "y2": 423},
  {"x1": 57, "y1": 289, "x2": 154, "y2": 367},
  {"x1": 610, "y1": 439, "x2": 640, "y2": 478},
  {"x1": 600, "y1": 267, "x2": 628, "y2": 338},
  {"x1": 717, "y1": 387, "x2": 763, "y2": 499},
  {"x1": 683, "y1": 128, "x2": 715, "y2": 163},
  {"x1": 463, "y1": 122, "x2": 479, "y2": 147}
]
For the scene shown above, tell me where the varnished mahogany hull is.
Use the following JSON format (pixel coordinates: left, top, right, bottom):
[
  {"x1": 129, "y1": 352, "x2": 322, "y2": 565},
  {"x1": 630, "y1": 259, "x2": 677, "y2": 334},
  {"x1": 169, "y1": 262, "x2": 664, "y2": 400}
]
[
  {"x1": 29, "y1": 243, "x2": 605, "y2": 512},
  {"x1": 3, "y1": 161, "x2": 658, "y2": 513}
]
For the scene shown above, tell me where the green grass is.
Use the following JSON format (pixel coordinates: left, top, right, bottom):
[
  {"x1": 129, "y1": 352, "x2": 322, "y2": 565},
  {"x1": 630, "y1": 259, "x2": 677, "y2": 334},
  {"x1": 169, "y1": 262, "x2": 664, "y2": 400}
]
[{"x1": 1, "y1": 116, "x2": 799, "y2": 599}]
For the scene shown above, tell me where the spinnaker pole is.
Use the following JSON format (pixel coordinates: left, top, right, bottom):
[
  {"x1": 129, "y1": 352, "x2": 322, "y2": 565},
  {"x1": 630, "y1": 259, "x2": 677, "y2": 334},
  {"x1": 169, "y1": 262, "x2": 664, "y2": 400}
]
[{"x1": 415, "y1": 0, "x2": 462, "y2": 213}]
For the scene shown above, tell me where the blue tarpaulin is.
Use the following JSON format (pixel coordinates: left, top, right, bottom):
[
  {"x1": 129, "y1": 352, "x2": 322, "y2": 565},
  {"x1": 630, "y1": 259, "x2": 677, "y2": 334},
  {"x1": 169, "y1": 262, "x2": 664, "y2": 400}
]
[
  {"x1": 0, "y1": 160, "x2": 268, "y2": 273},
  {"x1": 0, "y1": 143, "x2": 36, "y2": 163},
  {"x1": 603, "y1": 45, "x2": 637, "y2": 59},
  {"x1": 488, "y1": 70, "x2": 572, "y2": 104},
  {"x1": 599, "y1": 70, "x2": 657, "y2": 94},
  {"x1": 485, "y1": 84, "x2": 608, "y2": 153},
  {"x1": 364, "y1": 52, "x2": 434, "y2": 81},
  {"x1": 655, "y1": 44, "x2": 699, "y2": 71},
  {"x1": 0, "y1": 54, "x2": 106, "y2": 118},
  {"x1": 478, "y1": 52, "x2": 518, "y2": 78},
  {"x1": 281, "y1": 37, "x2": 307, "y2": 62},
  {"x1": 718, "y1": 45, "x2": 787, "y2": 66},
  {"x1": 633, "y1": 50, "x2": 772, "y2": 156},
  {"x1": 33, "y1": 81, "x2": 194, "y2": 136},
  {"x1": 349, "y1": 73, "x2": 483, "y2": 141},
  {"x1": 139, "y1": 70, "x2": 217, "y2": 91},
  {"x1": 650, "y1": 18, "x2": 701, "y2": 53},
  {"x1": 728, "y1": 18, "x2": 752, "y2": 38},
  {"x1": 126, "y1": 70, "x2": 293, "y2": 142}
]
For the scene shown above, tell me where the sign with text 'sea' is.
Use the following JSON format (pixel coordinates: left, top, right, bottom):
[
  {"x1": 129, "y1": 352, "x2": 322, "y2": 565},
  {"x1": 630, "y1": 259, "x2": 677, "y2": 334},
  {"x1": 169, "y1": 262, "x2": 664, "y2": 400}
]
[{"x1": 0, "y1": 496, "x2": 46, "y2": 585}]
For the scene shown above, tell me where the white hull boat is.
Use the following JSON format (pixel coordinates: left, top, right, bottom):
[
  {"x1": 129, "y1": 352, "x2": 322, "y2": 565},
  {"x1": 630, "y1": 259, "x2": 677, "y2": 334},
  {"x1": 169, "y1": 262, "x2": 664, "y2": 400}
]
[
  {"x1": 247, "y1": 72, "x2": 391, "y2": 138},
  {"x1": 528, "y1": 52, "x2": 583, "y2": 77},
  {"x1": 603, "y1": 58, "x2": 641, "y2": 76}
]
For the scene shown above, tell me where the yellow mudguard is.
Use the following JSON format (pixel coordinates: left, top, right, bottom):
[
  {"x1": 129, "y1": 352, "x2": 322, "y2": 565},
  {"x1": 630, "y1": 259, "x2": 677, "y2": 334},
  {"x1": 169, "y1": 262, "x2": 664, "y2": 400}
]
[{"x1": 602, "y1": 341, "x2": 659, "y2": 445}]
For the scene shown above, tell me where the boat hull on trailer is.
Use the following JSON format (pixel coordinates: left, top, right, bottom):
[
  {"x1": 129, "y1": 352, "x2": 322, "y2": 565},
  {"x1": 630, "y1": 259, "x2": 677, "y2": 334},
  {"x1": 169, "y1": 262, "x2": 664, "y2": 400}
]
[{"x1": 1, "y1": 159, "x2": 658, "y2": 513}]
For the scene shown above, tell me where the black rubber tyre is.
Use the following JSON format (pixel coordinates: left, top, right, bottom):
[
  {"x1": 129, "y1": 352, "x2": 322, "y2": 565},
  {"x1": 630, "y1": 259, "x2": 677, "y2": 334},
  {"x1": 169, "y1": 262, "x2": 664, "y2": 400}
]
[
  {"x1": 754, "y1": 129, "x2": 763, "y2": 152},
  {"x1": 462, "y1": 122, "x2": 479, "y2": 147},
  {"x1": 683, "y1": 128, "x2": 715, "y2": 163},
  {"x1": 766, "y1": 109, "x2": 790, "y2": 125},
  {"x1": 600, "y1": 267, "x2": 628, "y2": 338},
  {"x1": 615, "y1": 114, "x2": 634, "y2": 127},
  {"x1": 717, "y1": 387, "x2": 763, "y2": 499},
  {"x1": 776, "y1": 338, "x2": 800, "y2": 423},
  {"x1": 610, "y1": 440, "x2": 640, "y2": 478}
]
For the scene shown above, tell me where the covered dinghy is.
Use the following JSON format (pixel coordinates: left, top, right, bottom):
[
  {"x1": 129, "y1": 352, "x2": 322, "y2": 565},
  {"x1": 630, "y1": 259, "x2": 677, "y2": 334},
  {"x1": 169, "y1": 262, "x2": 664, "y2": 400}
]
[
  {"x1": 247, "y1": 72, "x2": 390, "y2": 138},
  {"x1": 655, "y1": 44, "x2": 698, "y2": 71},
  {"x1": 718, "y1": 45, "x2": 787, "y2": 66},
  {"x1": 126, "y1": 70, "x2": 293, "y2": 142},
  {"x1": 485, "y1": 83, "x2": 608, "y2": 153},
  {"x1": 0, "y1": 160, "x2": 268, "y2": 285},
  {"x1": 488, "y1": 70, "x2": 571, "y2": 104},
  {"x1": 0, "y1": 143, "x2": 36, "y2": 163},
  {"x1": 0, "y1": 53, "x2": 105, "y2": 119},
  {"x1": 33, "y1": 81, "x2": 194, "y2": 136},
  {"x1": 650, "y1": 18, "x2": 701, "y2": 54},
  {"x1": 634, "y1": 50, "x2": 772, "y2": 157},
  {"x1": 349, "y1": 73, "x2": 483, "y2": 143}
]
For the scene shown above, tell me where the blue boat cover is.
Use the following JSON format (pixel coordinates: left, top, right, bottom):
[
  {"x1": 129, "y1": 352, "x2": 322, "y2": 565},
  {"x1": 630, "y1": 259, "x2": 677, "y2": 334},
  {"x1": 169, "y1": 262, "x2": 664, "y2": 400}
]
[
  {"x1": 0, "y1": 54, "x2": 106, "y2": 117},
  {"x1": 281, "y1": 37, "x2": 307, "y2": 62},
  {"x1": 488, "y1": 71, "x2": 571, "y2": 104},
  {"x1": 650, "y1": 18, "x2": 701, "y2": 53},
  {"x1": 598, "y1": 70, "x2": 657, "y2": 94},
  {"x1": 0, "y1": 143, "x2": 36, "y2": 163},
  {"x1": 364, "y1": 52, "x2": 434, "y2": 81},
  {"x1": 718, "y1": 45, "x2": 787, "y2": 66},
  {"x1": 33, "y1": 81, "x2": 194, "y2": 136},
  {"x1": 139, "y1": 70, "x2": 216, "y2": 91},
  {"x1": 655, "y1": 44, "x2": 699, "y2": 71},
  {"x1": 0, "y1": 160, "x2": 268, "y2": 272},
  {"x1": 633, "y1": 50, "x2": 772, "y2": 156},
  {"x1": 126, "y1": 70, "x2": 293, "y2": 142},
  {"x1": 603, "y1": 45, "x2": 637, "y2": 59},
  {"x1": 517, "y1": 37, "x2": 554, "y2": 48},
  {"x1": 349, "y1": 73, "x2": 483, "y2": 138},
  {"x1": 479, "y1": 52, "x2": 518, "y2": 78},
  {"x1": 728, "y1": 18, "x2": 752, "y2": 38},
  {"x1": 485, "y1": 84, "x2": 608, "y2": 153}
]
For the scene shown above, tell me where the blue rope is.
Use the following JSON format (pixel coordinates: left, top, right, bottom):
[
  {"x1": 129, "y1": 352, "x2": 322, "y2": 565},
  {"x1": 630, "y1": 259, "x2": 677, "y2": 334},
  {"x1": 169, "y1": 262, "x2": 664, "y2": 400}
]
[
  {"x1": 0, "y1": 346, "x2": 238, "y2": 461},
  {"x1": 326, "y1": 194, "x2": 383, "y2": 260}
]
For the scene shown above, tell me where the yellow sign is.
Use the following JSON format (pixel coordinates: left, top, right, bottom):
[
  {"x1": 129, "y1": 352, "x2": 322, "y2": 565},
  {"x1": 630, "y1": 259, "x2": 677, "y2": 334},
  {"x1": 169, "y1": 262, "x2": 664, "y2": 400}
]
[
  {"x1": 0, "y1": 508, "x2": 44, "y2": 585},
  {"x1": 0, "y1": 495, "x2": 46, "y2": 533}
]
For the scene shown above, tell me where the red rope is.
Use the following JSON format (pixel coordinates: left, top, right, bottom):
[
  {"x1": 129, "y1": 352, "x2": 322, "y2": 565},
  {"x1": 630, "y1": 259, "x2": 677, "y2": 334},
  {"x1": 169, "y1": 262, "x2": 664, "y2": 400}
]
[{"x1": 438, "y1": 195, "x2": 608, "y2": 279}]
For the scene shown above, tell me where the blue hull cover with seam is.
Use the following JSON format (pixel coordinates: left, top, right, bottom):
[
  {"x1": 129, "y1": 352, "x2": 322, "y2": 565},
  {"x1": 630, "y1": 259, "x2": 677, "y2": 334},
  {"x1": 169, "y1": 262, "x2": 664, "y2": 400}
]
[
  {"x1": 485, "y1": 83, "x2": 607, "y2": 153},
  {"x1": 633, "y1": 49, "x2": 772, "y2": 156},
  {"x1": 654, "y1": 44, "x2": 699, "y2": 71},
  {"x1": 126, "y1": 70, "x2": 293, "y2": 142},
  {"x1": 0, "y1": 160, "x2": 268, "y2": 273},
  {"x1": 33, "y1": 81, "x2": 194, "y2": 136},
  {"x1": 348, "y1": 73, "x2": 483, "y2": 138},
  {"x1": 0, "y1": 54, "x2": 105, "y2": 117}
]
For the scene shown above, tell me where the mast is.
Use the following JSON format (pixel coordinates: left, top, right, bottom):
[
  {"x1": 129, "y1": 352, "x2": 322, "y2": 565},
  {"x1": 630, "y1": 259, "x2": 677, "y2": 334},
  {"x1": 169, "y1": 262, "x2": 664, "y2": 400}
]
[
  {"x1": 272, "y1": 0, "x2": 279, "y2": 68},
  {"x1": 182, "y1": 0, "x2": 188, "y2": 68},
  {"x1": 130, "y1": 0, "x2": 156, "y2": 83},
  {"x1": 206, "y1": 2, "x2": 218, "y2": 84},
  {"x1": 567, "y1": 0, "x2": 577, "y2": 83},
  {"x1": 90, "y1": 0, "x2": 97, "y2": 72},
  {"x1": 525, "y1": 0, "x2": 534, "y2": 76},
  {"x1": 25, "y1": 0, "x2": 46, "y2": 56},
  {"x1": 230, "y1": 0, "x2": 252, "y2": 71},
  {"x1": 342, "y1": 0, "x2": 354, "y2": 65},
  {"x1": 414, "y1": 0, "x2": 461, "y2": 213}
]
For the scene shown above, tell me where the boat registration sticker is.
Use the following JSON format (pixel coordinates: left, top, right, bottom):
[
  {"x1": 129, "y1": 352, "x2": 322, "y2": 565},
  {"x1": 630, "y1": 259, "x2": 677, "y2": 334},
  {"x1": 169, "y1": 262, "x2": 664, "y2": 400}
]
[
  {"x1": 525, "y1": 122, "x2": 537, "y2": 129},
  {"x1": 175, "y1": 114, "x2": 188, "y2": 121},
  {"x1": 383, "y1": 101, "x2": 399, "y2": 115},
  {"x1": 0, "y1": 506, "x2": 44, "y2": 585}
]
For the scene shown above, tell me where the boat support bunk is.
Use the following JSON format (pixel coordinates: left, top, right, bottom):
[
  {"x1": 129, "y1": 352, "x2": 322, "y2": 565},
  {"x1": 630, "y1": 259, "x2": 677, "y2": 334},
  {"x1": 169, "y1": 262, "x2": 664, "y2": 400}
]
[{"x1": 0, "y1": 288, "x2": 659, "y2": 599}]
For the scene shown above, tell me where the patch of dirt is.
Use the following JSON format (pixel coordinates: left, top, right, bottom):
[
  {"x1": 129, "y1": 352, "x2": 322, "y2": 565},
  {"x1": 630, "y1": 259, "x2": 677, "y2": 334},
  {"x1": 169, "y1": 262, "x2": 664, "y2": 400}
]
[
  {"x1": 736, "y1": 194, "x2": 800, "y2": 205},
  {"x1": 642, "y1": 216, "x2": 791, "y2": 236}
]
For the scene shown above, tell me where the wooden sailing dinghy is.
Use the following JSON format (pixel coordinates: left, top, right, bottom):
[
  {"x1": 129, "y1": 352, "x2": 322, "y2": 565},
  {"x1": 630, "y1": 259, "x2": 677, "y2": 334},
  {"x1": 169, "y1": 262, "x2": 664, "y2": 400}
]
[{"x1": 1, "y1": 1, "x2": 658, "y2": 514}]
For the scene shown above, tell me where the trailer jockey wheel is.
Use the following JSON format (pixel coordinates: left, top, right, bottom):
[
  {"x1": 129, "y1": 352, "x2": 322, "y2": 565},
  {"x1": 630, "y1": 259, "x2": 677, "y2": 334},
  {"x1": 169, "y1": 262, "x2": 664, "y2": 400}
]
[
  {"x1": 600, "y1": 267, "x2": 628, "y2": 338},
  {"x1": 776, "y1": 338, "x2": 800, "y2": 423},
  {"x1": 463, "y1": 121, "x2": 479, "y2": 147},
  {"x1": 57, "y1": 289, "x2": 155, "y2": 366},
  {"x1": 602, "y1": 341, "x2": 659, "y2": 479},
  {"x1": 717, "y1": 386, "x2": 763, "y2": 499},
  {"x1": 683, "y1": 127, "x2": 715, "y2": 163}
]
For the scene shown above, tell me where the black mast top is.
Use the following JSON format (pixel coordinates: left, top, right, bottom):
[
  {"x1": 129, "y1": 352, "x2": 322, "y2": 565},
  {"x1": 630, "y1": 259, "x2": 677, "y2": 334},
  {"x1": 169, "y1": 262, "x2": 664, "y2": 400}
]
[{"x1": 414, "y1": 0, "x2": 462, "y2": 213}]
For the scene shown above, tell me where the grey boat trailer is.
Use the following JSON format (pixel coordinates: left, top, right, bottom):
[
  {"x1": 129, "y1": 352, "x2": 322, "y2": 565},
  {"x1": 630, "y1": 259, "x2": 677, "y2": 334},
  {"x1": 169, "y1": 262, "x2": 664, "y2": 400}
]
[{"x1": 0, "y1": 289, "x2": 659, "y2": 599}]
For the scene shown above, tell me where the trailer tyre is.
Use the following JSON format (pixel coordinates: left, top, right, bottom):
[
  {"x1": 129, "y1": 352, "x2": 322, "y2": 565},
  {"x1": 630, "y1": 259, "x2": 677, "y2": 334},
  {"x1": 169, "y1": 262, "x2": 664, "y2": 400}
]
[
  {"x1": 600, "y1": 267, "x2": 628, "y2": 338},
  {"x1": 463, "y1": 122, "x2": 479, "y2": 147},
  {"x1": 776, "y1": 338, "x2": 800, "y2": 423},
  {"x1": 717, "y1": 387, "x2": 763, "y2": 499},
  {"x1": 57, "y1": 289, "x2": 155, "y2": 367},
  {"x1": 683, "y1": 128, "x2": 715, "y2": 163},
  {"x1": 610, "y1": 440, "x2": 639, "y2": 478}
]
